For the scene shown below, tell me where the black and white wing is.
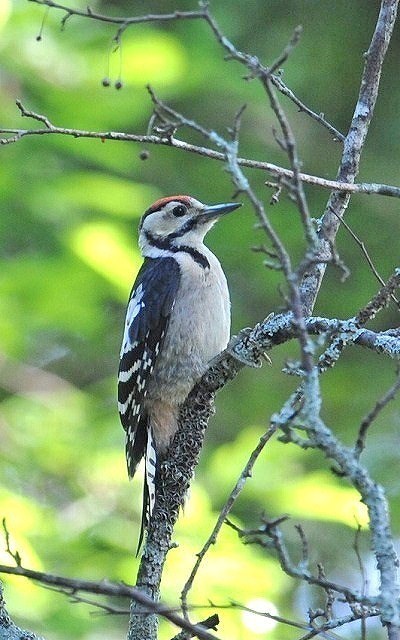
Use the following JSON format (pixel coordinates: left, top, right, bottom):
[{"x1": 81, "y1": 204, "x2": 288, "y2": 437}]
[{"x1": 118, "y1": 256, "x2": 181, "y2": 479}]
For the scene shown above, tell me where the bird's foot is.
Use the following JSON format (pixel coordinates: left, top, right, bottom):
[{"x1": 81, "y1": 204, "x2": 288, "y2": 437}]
[{"x1": 226, "y1": 328, "x2": 272, "y2": 368}]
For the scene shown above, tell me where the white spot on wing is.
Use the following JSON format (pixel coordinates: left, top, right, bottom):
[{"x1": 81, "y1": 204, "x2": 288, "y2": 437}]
[
  {"x1": 118, "y1": 359, "x2": 141, "y2": 382},
  {"x1": 118, "y1": 392, "x2": 136, "y2": 415}
]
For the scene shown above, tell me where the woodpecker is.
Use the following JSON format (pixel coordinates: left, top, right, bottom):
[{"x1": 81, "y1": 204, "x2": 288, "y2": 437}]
[{"x1": 118, "y1": 195, "x2": 241, "y2": 543}]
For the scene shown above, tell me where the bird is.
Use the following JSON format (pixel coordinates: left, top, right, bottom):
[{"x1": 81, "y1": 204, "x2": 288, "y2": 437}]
[{"x1": 118, "y1": 194, "x2": 241, "y2": 546}]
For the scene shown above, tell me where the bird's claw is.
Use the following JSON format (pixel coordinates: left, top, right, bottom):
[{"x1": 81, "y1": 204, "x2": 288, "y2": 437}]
[{"x1": 226, "y1": 328, "x2": 272, "y2": 368}]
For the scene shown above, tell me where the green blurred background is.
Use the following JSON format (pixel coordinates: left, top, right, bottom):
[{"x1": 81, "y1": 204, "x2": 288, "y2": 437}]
[{"x1": 1, "y1": 1, "x2": 399, "y2": 638}]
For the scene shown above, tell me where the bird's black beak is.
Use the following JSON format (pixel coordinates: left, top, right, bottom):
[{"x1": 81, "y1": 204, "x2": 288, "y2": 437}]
[{"x1": 199, "y1": 201, "x2": 242, "y2": 222}]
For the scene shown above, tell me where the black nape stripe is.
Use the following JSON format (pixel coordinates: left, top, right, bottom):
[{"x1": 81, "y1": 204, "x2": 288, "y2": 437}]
[
  {"x1": 180, "y1": 245, "x2": 210, "y2": 269},
  {"x1": 145, "y1": 232, "x2": 210, "y2": 270}
]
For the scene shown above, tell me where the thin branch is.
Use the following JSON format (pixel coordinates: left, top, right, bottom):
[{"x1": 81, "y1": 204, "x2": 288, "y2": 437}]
[
  {"x1": 180, "y1": 425, "x2": 277, "y2": 613},
  {"x1": 300, "y1": 0, "x2": 400, "y2": 315},
  {"x1": 2, "y1": 520, "x2": 21, "y2": 567},
  {"x1": 0, "y1": 129, "x2": 392, "y2": 202},
  {"x1": 297, "y1": 611, "x2": 377, "y2": 640},
  {"x1": 0, "y1": 564, "x2": 220, "y2": 640},
  {"x1": 40, "y1": 584, "x2": 129, "y2": 615},
  {"x1": 170, "y1": 615, "x2": 219, "y2": 640},
  {"x1": 227, "y1": 601, "x2": 326, "y2": 635},
  {"x1": 328, "y1": 206, "x2": 400, "y2": 307},
  {"x1": 267, "y1": 25, "x2": 303, "y2": 76},
  {"x1": 16, "y1": 98, "x2": 52, "y2": 128},
  {"x1": 317, "y1": 269, "x2": 400, "y2": 372},
  {"x1": 356, "y1": 268, "x2": 400, "y2": 325},
  {"x1": 262, "y1": 76, "x2": 317, "y2": 248},
  {"x1": 28, "y1": 0, "x2": 344, "y2": 142},
  {"x1": 271, "y1": 74, "x2": 345, "y2": 141},
  {"x1": 227, "y1": 517, "x2": 370, "y2": 605},
  {"x1": 2, "y1": 104, "x2": 400, "y2": 198},
  {"x1": 27, "y1": 1, "x2": 207, "y2": 28},
  {"x1": 354, "y1": 371, "x2": 400, "y2": 459},
  {"x1": 259, "y1": 51, "x2": 317, "y2": 375},
  {"x1": 201, "y1": 6, "x2": 345, "y2": 141},
  {"x1": 353, "y1": 523, "x2": 368, "y2": 640}
]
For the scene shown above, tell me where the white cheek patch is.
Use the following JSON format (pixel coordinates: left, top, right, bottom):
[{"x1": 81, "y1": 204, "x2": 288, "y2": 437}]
[{"x1": 143, "y1": 212, "x2": 177, "y2": 237}]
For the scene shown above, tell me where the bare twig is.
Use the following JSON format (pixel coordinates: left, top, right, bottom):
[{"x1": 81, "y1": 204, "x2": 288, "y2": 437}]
[
  {"x1": 201, "y1": 6, "x2": 345, "y2": 141},
  {"x1": 2, "y1": 519, "x2": 21, "y2": 567},
  {"x1": 228, "y1": 517, "x2": 371, "y2": 605},
  {"x1": 180, "y1": 425, "x2": 277, "y2": 614},
  {"x1": 170, "y1": 615, "x2": 219, "y2": 640},
  {"x1": 353, "y1": 524, "x2": 368, "y2": 640},
  {"x1": 316, "y1": 269, "x2": 400, "y2": 372},
  {"x1": 28, "y1": 0, "x2": 344, "y2": 141},
  {"x1": 297, "y1": 611, "x2": 376, "y2": 640},
  {"x1": 354, "y1": 371, "x2": 400, "y2": 459},
  {"x1": 271, "y1": 74, "x2": 345, "y2": 141},
  {"x1": 209, "y1": 599, "x2": 379, "y2": 639},
  {"x1": 2, "y1": 104, "x2": 400, "y2": 198},
  {"x1": 259, "y1": 54, "x2": 317, "y2": 374},
  {"x1": 40, "y1": 584, "x2": 129, "y2": 615},
  {"x1": 356, "y1": 268, "x2": 400, "y2": 325},
  {"x1": 264, "y1": 77, "x2": 316, "y2": 247},
  {"x1": 300, "y1": 0, "x2": 400, "y2": 315},
  {"x1": 327, "y1": 206, "x2": 400, "y2": 307},
  {"x1": 28, "y1": 1, "x2": 207, "y2": 29},
  {"x1": 0, "y1": 563, "x2": 220, "y2": 640},
  {"x1": 267, "y1": 25, "x2": 303, "y2": 76}
]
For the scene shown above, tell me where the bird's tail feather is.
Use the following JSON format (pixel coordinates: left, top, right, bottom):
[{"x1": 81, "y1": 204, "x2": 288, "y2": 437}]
[
  {"x1": 136, "y1": 424, "x2": 158, "y2": 555},
  {"x1": 146, "y1": 425, "x2": 157, "y2": 515},
  {"x1": 126, "y1": 416, "x2": 147, "y2": 479}
]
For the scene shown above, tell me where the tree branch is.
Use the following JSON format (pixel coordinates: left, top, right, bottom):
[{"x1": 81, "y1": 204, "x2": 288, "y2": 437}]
[
  {"x1": 180, "y1": 425, "x2": 277, "y2": 614},
  {"x1": 226, "y1": 517, "x2": 375, "y2": 606},
  {"x1": 0, "y1": 565, "x2": 220, "y2": 640},
  {"x1": 354, "y1": 371, "x2": 400, "y2": 459},
  {"x1": 300, "y1": 0, "x2": 400, "y2": 314},
  {"x1": 2, "y1": 103, "x2": 400, "y2": 198},
  {"x1": 131, "y1": 272, "x2": 400, "y2": 636},
  {"x1": 27, "y1": 0, "x2": 207, "y2": 28},
  {"x1": 28, "y1": 0, "x2": 345, "y2": 141},
  {"x1": 13, "y1": 4, "x2": 400, "y2": 640}
]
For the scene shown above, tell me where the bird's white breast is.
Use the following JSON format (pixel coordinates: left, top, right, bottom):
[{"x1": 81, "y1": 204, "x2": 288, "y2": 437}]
[{"x1": 148, "y1": 247, "x2": 231, "y2": 403}]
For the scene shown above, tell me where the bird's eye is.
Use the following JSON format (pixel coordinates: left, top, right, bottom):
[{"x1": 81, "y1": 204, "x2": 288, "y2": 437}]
[{"x1": 172, "y1": 204, "x2": 187, "y2": 217}]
